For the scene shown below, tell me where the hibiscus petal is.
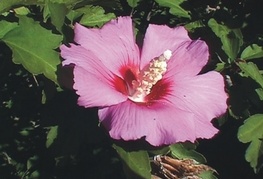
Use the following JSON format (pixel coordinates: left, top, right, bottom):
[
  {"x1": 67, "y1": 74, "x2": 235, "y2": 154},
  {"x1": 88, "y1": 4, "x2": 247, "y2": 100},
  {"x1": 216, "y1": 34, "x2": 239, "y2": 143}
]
[
  {"x1": 61, "y1": 44, "x2": 112, "y2": 78},
  {"x1": 144, "y1": 103, "x2": 198, "y2": 146},
  {"x1": 98, "y1": 100, "x2": 215, "y2": 146},
  {"x1": 165, "y1": 40, "x2": 209, "y2": 78},
  {"x1": 73, "y1": 65, "x2": 127, "y2": 108},
  {"x1": 166, "y1": 71, "x2": 227, "y2": 136},
  {"x1": 98, "y1": 100, "x2": 155, "y2": 141},
  {"x1": 73, "y1": 17, "x2": 140, "y2": 77},
  {"x1": 140, "y1": 25, "x2": 190, "y2": 69}
]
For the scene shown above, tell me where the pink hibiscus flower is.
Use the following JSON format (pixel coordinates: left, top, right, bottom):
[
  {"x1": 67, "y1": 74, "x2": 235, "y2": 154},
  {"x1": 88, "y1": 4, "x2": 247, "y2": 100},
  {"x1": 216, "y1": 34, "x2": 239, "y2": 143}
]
[{"x1": 60, "y1": 16, "x2": 227, "y2": 146}]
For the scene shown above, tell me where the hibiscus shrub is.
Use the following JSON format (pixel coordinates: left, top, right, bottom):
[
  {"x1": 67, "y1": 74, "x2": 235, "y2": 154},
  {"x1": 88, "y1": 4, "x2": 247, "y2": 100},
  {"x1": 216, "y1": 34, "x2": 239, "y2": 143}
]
[{"x1": 0, "y1": 0, "x2": 263, "y2": 179}]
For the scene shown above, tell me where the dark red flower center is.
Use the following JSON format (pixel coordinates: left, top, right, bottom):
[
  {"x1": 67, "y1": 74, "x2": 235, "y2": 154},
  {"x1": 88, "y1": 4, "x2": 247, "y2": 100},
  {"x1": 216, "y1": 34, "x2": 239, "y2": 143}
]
[{"x1": 114, "y1": 50, "x2": 172, "y2": 105}]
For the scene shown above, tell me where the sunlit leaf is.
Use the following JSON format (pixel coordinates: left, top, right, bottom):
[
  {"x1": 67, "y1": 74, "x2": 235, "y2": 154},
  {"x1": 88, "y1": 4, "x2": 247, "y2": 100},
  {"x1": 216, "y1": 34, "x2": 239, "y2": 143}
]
[
  {"x1": 78, "y1": 6, "x2": 115, "y2": 27},
  {"x1": 169, "y1": 142, "x2": 206, "y2": 164},
  {"x1": 208, "y1": 18, "x2": 243, "y2": 61},
  {"x1": 237, "y1": 61, "x2": 263, "y2": 88},
  {"x1": 46, "y1": 126, "x2": 58, "y2": 148},
  {"x1": 215, "y1": 62, "x2": 226, "y2": 72},
  {"x1": 241, "y1": 44, "x2": 263, "y2": 60},
  {"x1": 155, "y1": 0, "x2": 190, "y2": 18},
  {"x1": 238, "y1": 114, "x2": 263, "y2": 172},
  {"x1": 208, "y1": 18, "x2": 230, "y2": 38},
  {"x1": 0, "y1": 0, "x2": 45, "y2": 13},
  {"x1": 113, "y1": 144, "x2": 151, "y2": 179},
  {"x1": 238, "y1": 114, "x2": 263, "y2": 143},
  {"x1": 0, "y1": 21, "x2": 18, "y2": 39},
  {"x1": 2, "y1": 16, "x2": 62, "y2": 83},
  {"x1": 13, "y1": 6, "x2": 30, "y2": 15},
  {"x1": 127, "y1": 0, "x2": 141, "y2": 8}
]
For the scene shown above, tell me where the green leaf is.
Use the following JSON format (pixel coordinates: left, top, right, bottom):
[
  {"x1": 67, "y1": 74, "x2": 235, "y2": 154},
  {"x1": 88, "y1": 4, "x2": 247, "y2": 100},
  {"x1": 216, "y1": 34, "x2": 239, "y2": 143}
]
[
  {"x1": 0, "y1": 21, "x2": 18, "y2": 39},
  {"x1": 44, "y1": 2, "x2": 68, "y2": 32},
  {"x1": 78, "y1": 0, "x2": 122, "y2": 11},
  {"x1": 169, "y1": 142, "x2": 206, "y2": 164},
  {"x1": 149, "y1": 146, "x2": 170, "y2": 156},
  {"x1": 241, "y1": 44, "x2": 263, "y2": 60},
  {"x1": 78, "y1": 6, "x2": 115, "y2": 27},
  {"x1": 215, "y1": 62, "x2": 226, "y2": 72},
  {"x1": 155, "y1": 0, "x2": 190, "y2": 18},
  {"x1": 27, "y1": 155, "x2": 40, "y2": 178},
  {"x1": 13, "y1": 6, "x2": 30, "y2": 15},
  {"x1": 208, "y1": 18, "x2": 230, "y2": 38},
  {"x1": 66, "y1": 9, "x2": 83, "y2": 24},
  {"x1": 127, "y1": 0, "x2": 141, "y2": 8},
  {"x1": 245, "y1": 139, "x2": 263, "y2": 172},
  {"x1": 237, "y1": 61, "x2": 263, "y2": 88},
  {"x1": 238, "y1": 114, "x2": 263, "y2": 143},
  {"x1": 238, "y1": 114, "x2": 263, "y2": 172},
  {"x1": 2, "y1": 16, "x2": 62, "y2": 83},
  {"x1": 198, "y1": 170, "x2": 218, "y2": 179},
  {"x1": 19, "y1": 130, "x2": 30, "y2": 136},
  {"x1": 0, "y1": 0, "x2": 45, "y2": 13},
  {"x1": 46, "y1": 126, "x2": 58, "y2": 148},
  {"x1": 184, "y1": 20, "x2": 204, "y2": 32},
  {"x1": 66, "y1": 1, "x2": 122, "y2": 24},
  {"x1": 49, "y1": 0, "x2": 80, "y2": 3},
  {"x1": 208, "y1": 18, "x2": 243, "y2": 61},
  {"x1": 256, "y1": 88, "x2": 263, "y2": 100},
  {"x1": 113, "y1": 144, "x2": 151, "y2": 179},
  {"x1": 27, "y1": 155, "x2": 39, "y2": 169},
  {"x1": 3, "y1": 99, "x2": 13, "y2": 109},
  {"x1": 0, "y1": 0, "x2": 79, "y2": 13}
]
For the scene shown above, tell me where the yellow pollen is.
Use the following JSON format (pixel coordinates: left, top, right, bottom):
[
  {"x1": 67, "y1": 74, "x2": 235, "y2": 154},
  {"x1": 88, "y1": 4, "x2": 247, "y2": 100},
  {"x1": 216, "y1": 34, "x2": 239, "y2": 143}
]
[{"x1": 128, "y1": 50, "x2": 172, "y2": 102}]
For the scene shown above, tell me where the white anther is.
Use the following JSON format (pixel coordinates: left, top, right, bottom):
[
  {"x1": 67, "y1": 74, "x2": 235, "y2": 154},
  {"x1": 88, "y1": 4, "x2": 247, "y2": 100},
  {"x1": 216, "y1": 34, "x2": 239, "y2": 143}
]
[
  {"x1": 142, "y1": 80, "x2": 149, "y2": 86},
  {"x1": 137, "y1": 87, "x2": 144, "y2": 93},
  {"x1": 163, "y1": 50, "x2": 172, "y2": 60},
  {"x1": 155, "y1": 74, "x2": 162, "y2": 81}
]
